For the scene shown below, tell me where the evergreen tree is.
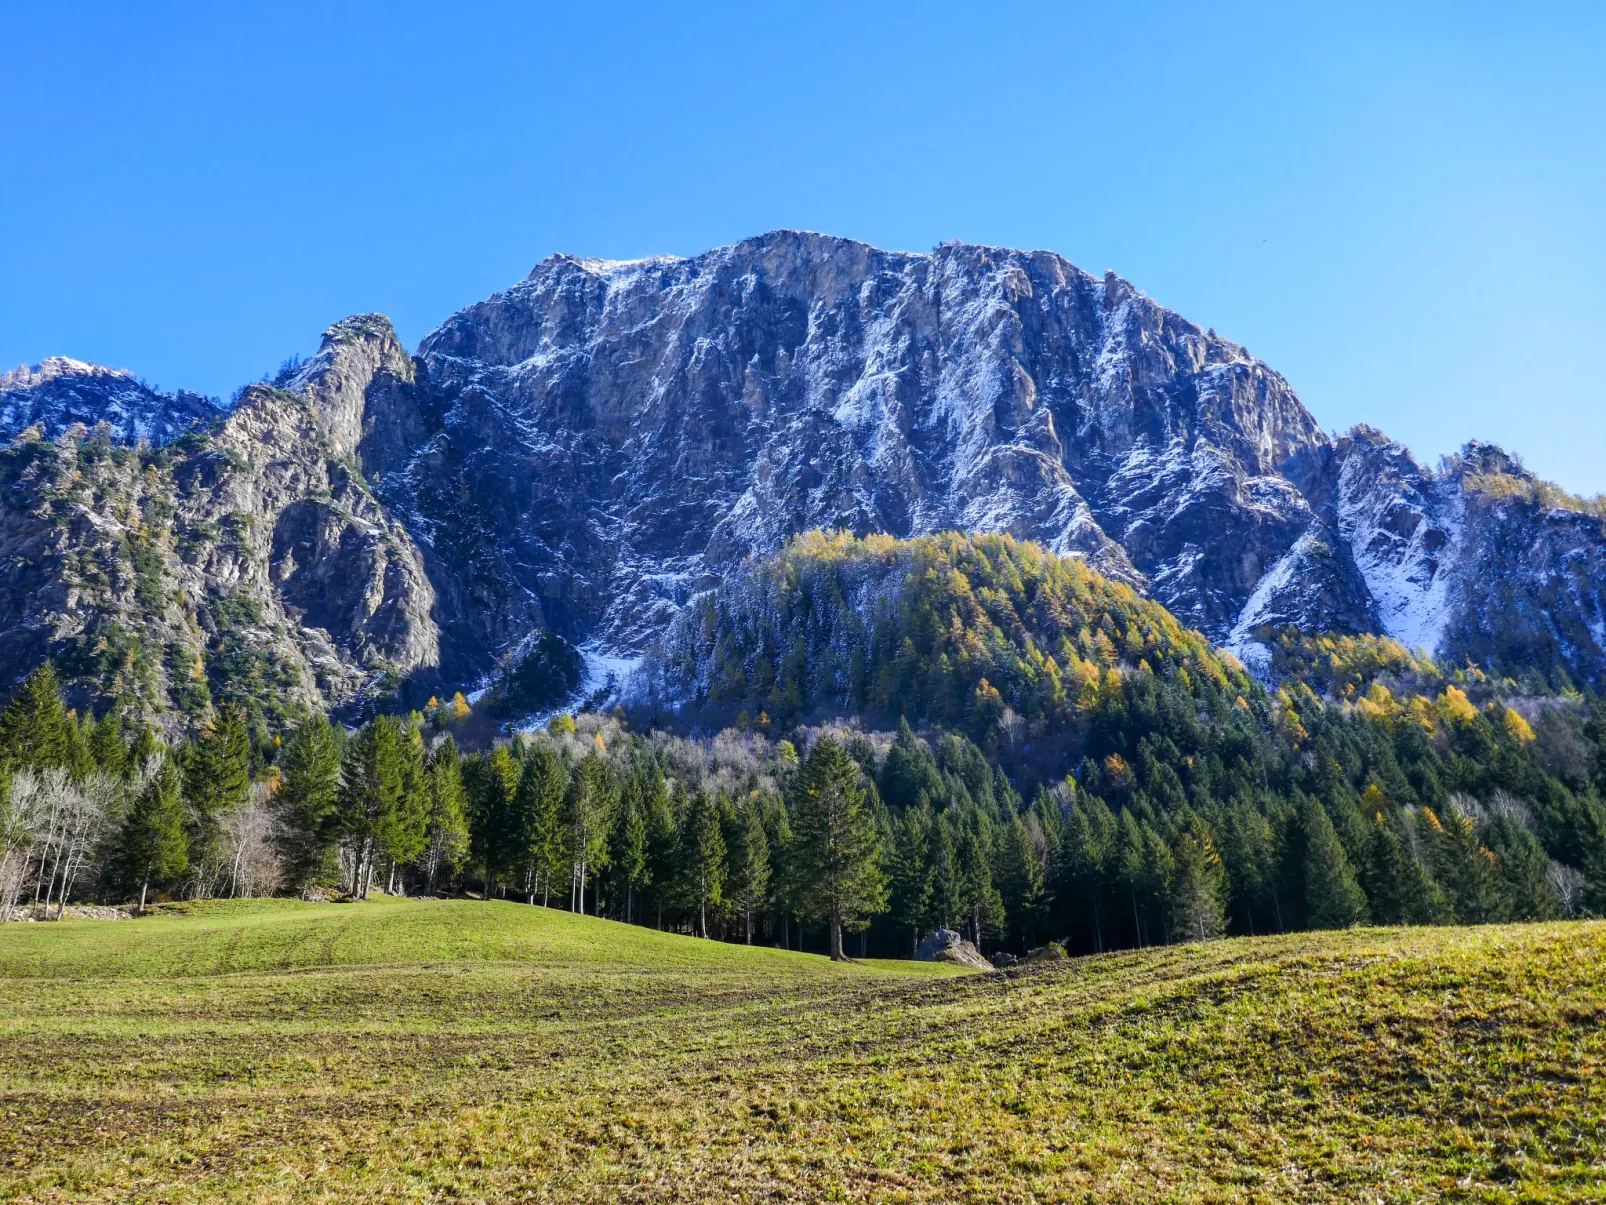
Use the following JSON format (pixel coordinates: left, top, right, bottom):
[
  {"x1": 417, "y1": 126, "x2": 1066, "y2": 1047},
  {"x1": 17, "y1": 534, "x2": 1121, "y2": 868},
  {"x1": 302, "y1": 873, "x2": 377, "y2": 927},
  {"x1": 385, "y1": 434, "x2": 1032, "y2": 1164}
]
[
  {"x1": 644, "y1": 771, "x2": 680, "y2": 929},
  {"x1": 377, "y1": 721, "x2": 431, "y2": 892},
  {"x1": 422, "y1": 737, "x2": 471, "y2": 895},
  {"x1": 611, "y1": 772, "x2": 651, "y2": 923},
  {"x1": 1360, "y1": 809, "x2": 1447, "y2": 926},
  {"x1": 1301, "y1": 796, "x2": 1369, "y2": 928},
  {"x1": 956, "y1": 824, "x2": 1004, "y2": 951},
  {"x1": 337, "y1": 716, "x2": 410, "y2": 899},
  {"x1": 728, "y1": 798, "x2": 771, "y2": 942},
  {"x1": 1058, "y1": 797, "x2": 1114, "y2": 951},
  {"x1": 516, "y1": 741, "x2": 568, "y2": 905},
  {"x1": 276, "y1": 714, "x2": 344, "y2": 895},
  {"x1": 0, "y1": 665, "x2": 72, "y2": 773},
  {"x1": 998, "y1": 815, "x2": 1047, "y2": 951},
  {"x1": 1168, "y1": 825, "x2": 1227, "y2": 943},
  {"x1": 681, "y1": 788, "x2": 726, "y2": 938},
  {"x1": 563, "y1": 750, "x2": 615, "y2": 915},
  {"x1": 928, "y1": 814, "x2": 963, "y2": 931},
  {"x1": 119, "y1": 755, "x2": 187, "y2": 913},
  {"x1": 1484, "y1": 810, "x2": 1559, "y2": 920},
  {"x1": 467, "y1": 745, "x2": 520, "y2": 898},
  {"x1": 789, "y1": 736, "x2": 886, "y2": 960},
  {"x1": 888, "y1": 798, "x2": 934, "y2": 954},
  {"x1": 87, "y1": 711, "x2": 128, "y2": 779},
  {"x1": 183, "y1": 706, "x2": 251, "y2": 897},
  {"x1": 1426, "y1": 801, "x2": 1502, "y2": 924}
]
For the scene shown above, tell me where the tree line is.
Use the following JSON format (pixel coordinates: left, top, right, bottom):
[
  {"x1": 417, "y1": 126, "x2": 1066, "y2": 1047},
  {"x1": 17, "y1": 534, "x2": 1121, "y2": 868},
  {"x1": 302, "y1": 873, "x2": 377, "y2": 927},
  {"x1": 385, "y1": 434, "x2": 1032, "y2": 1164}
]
[{"x1": 3, "y1": 653, "x2": 1604, "y2": 959}]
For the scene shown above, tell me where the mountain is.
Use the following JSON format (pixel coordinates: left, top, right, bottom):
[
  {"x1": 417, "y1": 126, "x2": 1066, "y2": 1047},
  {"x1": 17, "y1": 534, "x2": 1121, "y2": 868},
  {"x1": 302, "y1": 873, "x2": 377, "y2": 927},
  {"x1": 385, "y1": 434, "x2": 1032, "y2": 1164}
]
[
  {"x1": 0, "y1": 368, "x2": 438, "y2": 730},
  {"x1": 3, "y1": 230, "x2": 1604, "y2": 724},
  {"x1": 0, "y1": 358, "x2": 223, "y2": 445},
  {"x1": 638, "y1": 529, "x2": 1258, "y2": 742}
]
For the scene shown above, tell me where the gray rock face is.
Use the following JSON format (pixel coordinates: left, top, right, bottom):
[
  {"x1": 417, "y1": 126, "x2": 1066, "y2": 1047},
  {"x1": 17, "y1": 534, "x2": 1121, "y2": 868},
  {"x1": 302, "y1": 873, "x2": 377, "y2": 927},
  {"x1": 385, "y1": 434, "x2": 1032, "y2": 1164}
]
[
  {"x1": 0, "y1": 352, "x2": 440, "y2": 725},
  {"x1": 0, "y1": 358, "x2": 223, "y2": 446},
  {"x1": 5, "y1": 230, "x2": 1605, "y2": 715},
  {"x1": 395, "y1": 232, "x2": 1333, "y2": 667}
]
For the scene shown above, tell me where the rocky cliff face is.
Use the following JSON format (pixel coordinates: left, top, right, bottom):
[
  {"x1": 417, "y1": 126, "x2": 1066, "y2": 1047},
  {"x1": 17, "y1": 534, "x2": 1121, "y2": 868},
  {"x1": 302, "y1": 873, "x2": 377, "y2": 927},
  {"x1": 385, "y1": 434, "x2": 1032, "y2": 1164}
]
[
  {"x1": 0, "y1": 358, "x2": 222, "y2": 445},
  {"x1": 4, "y1": 230, "x2": 1604, "y2": 719},
  {"x1": 0, "y1": 346, "x2": 440, "y2": 729}
]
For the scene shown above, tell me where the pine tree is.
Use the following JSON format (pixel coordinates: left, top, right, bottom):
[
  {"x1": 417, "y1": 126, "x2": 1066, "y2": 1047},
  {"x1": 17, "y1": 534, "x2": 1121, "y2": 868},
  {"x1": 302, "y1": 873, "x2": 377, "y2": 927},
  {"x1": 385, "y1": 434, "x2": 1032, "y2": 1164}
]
[
  {"x1": 120, "y1": 755, "x2": 187, "y2": 913},
  {"x1": 889, "y1": 798, "x2": 934, "y2": 954},
  {"x1": 728, "y1": 798, "x2": 771, "y2": 943},
  {"x1": 0, "y1": 665, "x2": 72, "y2": 773},
  {"x1": 681, "y1": 788, "x2": 726, "y2": 938},
  {"x1": 789, "y1": 736, "x2": 887, "y2": 960},
  {"x1": 1168, "y1": 825, "x2": 1227, "y2": 944},
  {"x1": 563, "y1": 751, "x2": 615, "y2": 915},
  {"x1": 276, "y1": 714, "x2": 344, "y2": 895},
  {"x1": 515, "y1": 742, "x2": 567, "y2": 905},
  {"x1": 1301, "y1": 796, "x2": 1369, "y2": 929},
  {"x1": 422, "y1": 737, "x2": 471, "y2": 896},
  {"x1": 183, "y1": 706, "x2": 251, "y2": 897}
]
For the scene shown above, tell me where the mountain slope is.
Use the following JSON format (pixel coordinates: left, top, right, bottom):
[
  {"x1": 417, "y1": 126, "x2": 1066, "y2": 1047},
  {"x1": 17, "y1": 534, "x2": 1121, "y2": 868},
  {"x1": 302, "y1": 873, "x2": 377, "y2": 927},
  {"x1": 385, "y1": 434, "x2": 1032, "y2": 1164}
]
[
  {"x1": 0, "y1": 358, "x2": 222, "y2": 445},
  {"x1": 640, "y1": 529, "x2": 1257, "y2": 739},
  {"x1": 3, "y1": 230, "x2": 1604, "y2": 714}
]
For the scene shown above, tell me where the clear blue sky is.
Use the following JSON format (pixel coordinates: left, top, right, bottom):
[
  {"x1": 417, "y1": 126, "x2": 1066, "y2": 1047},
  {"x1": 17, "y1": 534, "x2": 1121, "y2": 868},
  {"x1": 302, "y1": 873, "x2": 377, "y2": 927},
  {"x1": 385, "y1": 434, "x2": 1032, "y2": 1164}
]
[{"x1": 3, "y1": 1, "x2": 1603, "y2": 491}]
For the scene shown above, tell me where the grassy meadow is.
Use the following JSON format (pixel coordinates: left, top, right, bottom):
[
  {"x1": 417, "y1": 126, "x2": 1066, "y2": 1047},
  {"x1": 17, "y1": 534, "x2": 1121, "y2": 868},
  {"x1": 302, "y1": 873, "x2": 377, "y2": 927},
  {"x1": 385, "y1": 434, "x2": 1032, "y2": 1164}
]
[{"x1": 0, "y1": 900, "x2": 1602, "y2": 1202}]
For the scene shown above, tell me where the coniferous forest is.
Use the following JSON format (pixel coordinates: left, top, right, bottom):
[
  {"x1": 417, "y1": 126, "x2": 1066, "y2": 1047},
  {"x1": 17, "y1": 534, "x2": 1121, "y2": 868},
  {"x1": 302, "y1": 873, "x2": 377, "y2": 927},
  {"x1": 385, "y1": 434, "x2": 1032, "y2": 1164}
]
[{"x1": 3, "y1": 532, "x2": 1604, "y2": 959}]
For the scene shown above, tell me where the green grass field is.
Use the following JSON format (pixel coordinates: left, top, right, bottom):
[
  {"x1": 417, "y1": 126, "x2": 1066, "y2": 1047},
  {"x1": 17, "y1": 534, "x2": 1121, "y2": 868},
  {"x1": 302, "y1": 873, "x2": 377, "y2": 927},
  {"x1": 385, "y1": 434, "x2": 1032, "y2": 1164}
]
[{"x1": 1, "y1": 901, "x2": 1602, "y2": 1202}]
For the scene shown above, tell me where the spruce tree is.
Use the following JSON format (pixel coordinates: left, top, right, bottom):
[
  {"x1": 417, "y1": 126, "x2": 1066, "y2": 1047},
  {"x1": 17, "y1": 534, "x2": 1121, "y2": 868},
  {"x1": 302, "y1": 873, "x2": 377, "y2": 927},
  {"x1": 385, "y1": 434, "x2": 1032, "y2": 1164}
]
[
  {"x1": 337, "y1": 716, "x2": 407, "y2": 899},
  {"x1": 87, "y1": 711, "x2": 128, "y2": 779},
  {"x1": 514, "y1": 742, "x2": 567, "y2": 905},
  {"x1": 467, "y1": 745, "x2": 520, "y2": 899},
  {"x1": 120, "y1": 755, "x2": 187, "y2": 913},
  {"x1": 1301, "y1": 796, "x2": 1369, "y2": 928},
  {"x1": 1361, "y1": 810, "x2": 1447, "y2": 926},
  {"x1": 999, "y1": 816, "x2": 1047, "y2": 951},
  {"x1": 789, "y1": 735, "x2": 886, "y2": 960},
  {"x1": 563, "y1": 751, "x2": 615, "y2": 915},
  {"x1": 0, "y1": 665, "x2": 72, "y2": 773},
  {"x1": 728, "y1": 799, "x2": 771, "y2": 943},
  {"x1": 1168, "y1": 826, "x2": 1227, "y2": 944},
  {"x1": 681, "y1": 788, "x2": 726, "y2": 938},
  {"x1": 611, "y1": 773, "x2": 650, "y2": 923},
  {"x1": 422, "y1": 737, "x2": 470, "y2": 896},
  {"x1": 183, "y1": 706, "x2": 251, "y2": 897},
  {"x1": 889, "y1": 799, "x2": 934, "y2": 954},
  {"x1": 276, "y1": 714, "x2": 344, "y2": 895}
]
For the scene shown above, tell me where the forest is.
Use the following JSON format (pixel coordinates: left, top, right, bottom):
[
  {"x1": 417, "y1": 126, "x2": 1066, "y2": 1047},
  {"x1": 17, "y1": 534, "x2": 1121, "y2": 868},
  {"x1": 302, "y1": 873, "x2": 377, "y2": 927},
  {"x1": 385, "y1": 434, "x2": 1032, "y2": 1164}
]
[{"x1": 4, "y1": 529, "x2": 1605, "y2": 958}]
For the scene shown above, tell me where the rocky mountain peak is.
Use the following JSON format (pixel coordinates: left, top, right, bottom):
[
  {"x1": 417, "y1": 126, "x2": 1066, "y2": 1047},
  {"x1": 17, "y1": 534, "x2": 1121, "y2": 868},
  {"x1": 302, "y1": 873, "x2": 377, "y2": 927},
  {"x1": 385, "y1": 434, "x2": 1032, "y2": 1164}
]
[
  {"x1": 0, "y1": 356, "x2": 222, "y2": 446},
  {"x1": 284, "y1": 314, "x2": 414, "y2": 459},
  {"x1": 4, "y1": 231, "x2": 1603, "y2": 719}
]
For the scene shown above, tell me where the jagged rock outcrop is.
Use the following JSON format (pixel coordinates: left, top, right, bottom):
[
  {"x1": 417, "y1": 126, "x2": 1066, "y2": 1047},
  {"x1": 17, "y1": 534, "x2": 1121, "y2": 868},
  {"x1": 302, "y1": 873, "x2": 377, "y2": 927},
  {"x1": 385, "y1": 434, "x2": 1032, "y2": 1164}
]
[
  {"x1": 394, "y1": 233, "x2": 1332, "y2": 666},
  {"x1": 4, "y1": 230, "x2": 1605, "y2": 716},
  {"x1": 0, "y1": 354, "x2": 440, "y2": 727},
  {"x1": 0, "y1": 358, "x2": 222, "y2": 445}
]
